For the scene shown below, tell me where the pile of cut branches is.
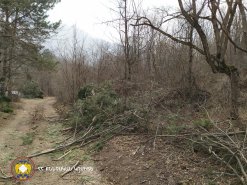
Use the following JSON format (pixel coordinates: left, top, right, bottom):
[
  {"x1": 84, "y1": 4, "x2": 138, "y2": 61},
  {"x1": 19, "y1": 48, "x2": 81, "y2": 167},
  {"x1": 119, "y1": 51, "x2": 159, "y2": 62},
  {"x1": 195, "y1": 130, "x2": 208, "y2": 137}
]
[
  {"x1": 70, "y1": 83, "x2": 147, "y2": 140},
  {"x1": 28, "y1": 83, "x2": 148, "y2": 157},
  {"x1": 153, "y1": 120, "x2": 247, "y2": 184},
  {"x1": 191, "y1": 122, "x2": 247, "y2": 184}
]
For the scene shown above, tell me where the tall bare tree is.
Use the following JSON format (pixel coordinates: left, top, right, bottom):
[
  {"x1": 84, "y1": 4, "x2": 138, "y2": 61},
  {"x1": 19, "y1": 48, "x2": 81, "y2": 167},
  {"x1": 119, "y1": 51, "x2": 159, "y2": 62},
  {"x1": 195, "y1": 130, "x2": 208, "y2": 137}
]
[{"x1": 135, "y1": 0, "x2": 247, "y2": 121}]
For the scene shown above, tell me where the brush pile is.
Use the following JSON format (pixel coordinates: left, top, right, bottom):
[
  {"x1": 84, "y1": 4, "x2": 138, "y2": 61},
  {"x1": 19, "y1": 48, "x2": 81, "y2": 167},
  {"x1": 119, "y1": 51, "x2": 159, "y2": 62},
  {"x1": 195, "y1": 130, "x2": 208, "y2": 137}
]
[{"x1": 58, "y1": 83, "x2": 147, "y2": 152}]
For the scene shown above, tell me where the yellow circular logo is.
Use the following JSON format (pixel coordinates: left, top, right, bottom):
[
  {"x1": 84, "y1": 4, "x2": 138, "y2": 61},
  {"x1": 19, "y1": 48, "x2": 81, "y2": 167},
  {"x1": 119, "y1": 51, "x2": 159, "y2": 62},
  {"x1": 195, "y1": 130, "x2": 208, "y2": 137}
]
[{"x1": 11, "y1": 157, "x2": 35, "y2": 181}]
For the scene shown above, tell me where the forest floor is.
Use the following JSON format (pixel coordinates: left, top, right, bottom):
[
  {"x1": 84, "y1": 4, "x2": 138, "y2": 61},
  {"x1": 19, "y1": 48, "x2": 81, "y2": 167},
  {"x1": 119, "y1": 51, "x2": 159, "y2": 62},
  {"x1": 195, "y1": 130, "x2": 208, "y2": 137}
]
[
  {"x1": 95, "y1": 120, "x2": 237, "y2": 185},
  {"x1": 0, "y1": 97, "x2": 108, "y2": 185},
  {"x1": 0, "y1": 97, "x2": 242, "y2": 185},
  {"x1": 95, "y1": 135, "x2": 232, "y2": 185}
]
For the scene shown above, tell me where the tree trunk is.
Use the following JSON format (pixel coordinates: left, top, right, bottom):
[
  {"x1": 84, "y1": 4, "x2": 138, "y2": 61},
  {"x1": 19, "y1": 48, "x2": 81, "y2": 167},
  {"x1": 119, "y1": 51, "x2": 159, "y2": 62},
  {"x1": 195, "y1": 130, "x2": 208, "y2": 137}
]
[
  {"x1": 229, "y1": 70, "x2": 240, "y2": 120},
  {"x1": 188, "y1": 26, "x2": 194, "y2": 99},
  {"x1": 127, "y1": 63, "x2": 131, "y2": 81},
  {"x1": 123, "y1": 0, "x2": 131, "y2": 81},
  {"x1": 1, "y1": 9, "x2": 10, "y2": 97},
  {"x1": 1, "y1": 48, "x2": 8, "y2": 96}
]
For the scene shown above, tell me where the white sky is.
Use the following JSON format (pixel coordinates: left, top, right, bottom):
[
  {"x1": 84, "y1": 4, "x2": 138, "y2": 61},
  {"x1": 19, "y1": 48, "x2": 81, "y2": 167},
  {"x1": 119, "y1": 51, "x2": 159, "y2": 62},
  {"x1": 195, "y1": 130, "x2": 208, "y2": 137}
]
[{"x1": 48, "y1": 0, "x2": 178, "y2": 42}]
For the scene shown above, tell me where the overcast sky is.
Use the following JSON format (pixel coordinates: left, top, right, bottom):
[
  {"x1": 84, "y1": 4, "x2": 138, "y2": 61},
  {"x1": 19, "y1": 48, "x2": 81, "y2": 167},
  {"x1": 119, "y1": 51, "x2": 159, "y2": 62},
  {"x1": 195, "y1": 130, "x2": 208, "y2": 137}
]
[{"x1": 48, "y1": 0, "x2": 178, "y2": 42}]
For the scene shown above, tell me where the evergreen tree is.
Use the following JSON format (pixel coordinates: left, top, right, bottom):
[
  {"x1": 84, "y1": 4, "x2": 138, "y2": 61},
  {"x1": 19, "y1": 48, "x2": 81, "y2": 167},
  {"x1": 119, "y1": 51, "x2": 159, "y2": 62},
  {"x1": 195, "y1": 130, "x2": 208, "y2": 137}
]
[{"x1": 0, "y1": 0, "x2": 61, "y2": 96}]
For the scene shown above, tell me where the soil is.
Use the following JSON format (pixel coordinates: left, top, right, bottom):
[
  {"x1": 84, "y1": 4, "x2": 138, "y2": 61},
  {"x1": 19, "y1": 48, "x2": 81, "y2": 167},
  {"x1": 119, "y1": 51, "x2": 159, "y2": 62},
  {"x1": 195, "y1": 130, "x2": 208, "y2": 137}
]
[
  {"x1": 0, "y1": 97, "x2": 107, "y2": 185},
  {"x1": 95, "y1": 135, "x2": 236, "y2": 185}
]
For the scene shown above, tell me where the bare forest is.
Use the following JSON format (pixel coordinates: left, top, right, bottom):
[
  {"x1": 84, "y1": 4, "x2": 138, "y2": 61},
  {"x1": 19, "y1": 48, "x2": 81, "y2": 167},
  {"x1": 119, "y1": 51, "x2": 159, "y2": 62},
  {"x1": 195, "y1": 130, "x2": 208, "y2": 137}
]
[{"x1": 1, "y1": 0, "x2": 247, "y2": 184}]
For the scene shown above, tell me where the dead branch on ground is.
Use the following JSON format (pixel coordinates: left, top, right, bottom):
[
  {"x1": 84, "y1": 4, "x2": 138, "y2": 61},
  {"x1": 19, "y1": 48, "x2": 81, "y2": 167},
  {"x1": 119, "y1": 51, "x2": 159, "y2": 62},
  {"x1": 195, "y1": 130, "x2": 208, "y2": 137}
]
[{"x1": 61, "y1": 161, "x2": 80, "y2": 177}]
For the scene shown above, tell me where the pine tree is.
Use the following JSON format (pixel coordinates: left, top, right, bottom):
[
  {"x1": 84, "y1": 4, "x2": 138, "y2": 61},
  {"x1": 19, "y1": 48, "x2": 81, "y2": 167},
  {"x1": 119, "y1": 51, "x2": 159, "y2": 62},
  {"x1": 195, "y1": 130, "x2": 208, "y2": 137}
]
[{"x1": 0, "y1": 0, "x2": 61, "y2": 96}]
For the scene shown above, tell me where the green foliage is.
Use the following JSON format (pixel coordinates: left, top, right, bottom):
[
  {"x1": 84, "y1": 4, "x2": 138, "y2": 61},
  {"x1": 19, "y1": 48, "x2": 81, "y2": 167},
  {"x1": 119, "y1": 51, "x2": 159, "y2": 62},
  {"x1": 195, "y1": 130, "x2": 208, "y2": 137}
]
[
  {"x1": 0, "y1": 0, "x2": 61, "y2": 40},
  {"x1": 21, "y1": 81, "x2": 44, "y2": 99},
  {"x1": 0, "y1": 96, "x2": 13, "y2": 113},
  {"x1": 166, "y1": 124, "x2": 186, "y2": 134},
  {"x1": 70, "y1": 83, "x2": 148, "y2": 140},
  {"x1": 0, "y1": 0, "x2": 61, "y2": 84},
  {"x1": 72, "y1": 84, "x2": 124, "y2": 129},
  {"x1": 35, "y1": 49, "x2": 58, "y2": 71},
  {"x1": 0, "y1": 96, "x2": 11, "y2": 103},
  {"x1": 78, "y1": 84, "x2": 94, "y2": 100},
  {"x1": 193, "y1": 119, "x2": 213, "y2": 130},
  {"x1": 0, "y1": 102, "x2": 13, "y2": 113},
  {"x1": 69, "y1": 83, "x2": 148, "y2": 152}
]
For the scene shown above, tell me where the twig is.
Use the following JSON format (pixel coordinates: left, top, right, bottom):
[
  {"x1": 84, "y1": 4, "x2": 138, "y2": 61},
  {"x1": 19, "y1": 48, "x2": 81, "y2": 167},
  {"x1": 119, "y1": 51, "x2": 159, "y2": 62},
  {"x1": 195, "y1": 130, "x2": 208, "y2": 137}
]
[
  {"x1": 153, "y1": 122, "x2": 160, "y2": 150},
  {"x1": 61, "y1": 161, "x2": 80, "y2": 177},
  {"x1": 62, "y1": 127, "x2": 73, "y2": 132},
  {"x1": 81, "y1": 126, "x2": 94, "y2": 140},
  {"x1": 73, "y1": 116, "x2": 79, "y2": 139},
  {"x1": 0, "y1": 168, "x2": 13, "y2": 180},
  {"x1": 57, "y1": 126, "x2": 84, "y2": 145},
  {"x1": 28, "y1": 125, "x2": 122, "y2": 158},
  {"x1": 0, "y1": 176, "x2": 13, "y2": 180},
  {"x1": 210, "y1": 150, "x2": 243, "y2": 183},
  {"x1": 236, "y1": 155, "x2": 247, "y2": 182},
  {"x1": 133, "y1": 111, "x2": 144, "y2": 120},
  {"x1": 56, "y1": 135, "x2": 73, "y2": 145},
  {"x1": 28, "y1": 148, "x2": 59, "y2": 158},
  {"x1": 53, "y1": 150, "x2": 72, "y2": 161},
  {"x1": 242, "y1": 126, "x2": 247, "y2": 150},
  {"x1": 156, "y1": 131, "x2": 246, "y2": 138}
]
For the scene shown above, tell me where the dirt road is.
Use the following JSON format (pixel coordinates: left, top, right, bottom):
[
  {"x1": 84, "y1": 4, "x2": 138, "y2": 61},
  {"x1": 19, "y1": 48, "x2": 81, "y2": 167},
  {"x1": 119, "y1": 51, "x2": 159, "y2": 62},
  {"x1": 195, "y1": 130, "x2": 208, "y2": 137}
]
[{"x1": 0, "y1": 97, "x2": 107, "y2": 185}]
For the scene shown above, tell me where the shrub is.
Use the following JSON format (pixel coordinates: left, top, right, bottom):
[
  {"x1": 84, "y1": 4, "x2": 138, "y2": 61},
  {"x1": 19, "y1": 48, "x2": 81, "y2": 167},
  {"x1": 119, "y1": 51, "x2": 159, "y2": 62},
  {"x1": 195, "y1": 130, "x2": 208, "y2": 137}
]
[
  {"x1": 193, "y1": 118, "x2": 213, "y2": 130},
  {"x1": 0, "y1": 102, "x2": 13, "y2": 113},
  {"x1": 72, "y1": 84, "x2": 124, "y2": 129},
  {"x1": 0, "y1": 95, "x2": 13, "y2": 113},
  {"x1": 21, "y1": 81, "x2": 43, "y2": 99},
  {"x1": 71, "y1": 83, "x2": 149, "y2": 132},
  {"x1": 78, "y1": 84, "x2": 94, "y2": 100},
  {"x1": 0, "y1": 96, "x2": 11, "y2": 103}
]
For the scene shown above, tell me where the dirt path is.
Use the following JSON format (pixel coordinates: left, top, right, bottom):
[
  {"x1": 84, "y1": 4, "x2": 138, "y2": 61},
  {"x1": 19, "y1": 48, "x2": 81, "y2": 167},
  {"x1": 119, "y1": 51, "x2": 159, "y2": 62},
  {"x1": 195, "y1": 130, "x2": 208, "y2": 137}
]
[{"x1": 0, "y1": 97, "x2": 108, "y2": 185}]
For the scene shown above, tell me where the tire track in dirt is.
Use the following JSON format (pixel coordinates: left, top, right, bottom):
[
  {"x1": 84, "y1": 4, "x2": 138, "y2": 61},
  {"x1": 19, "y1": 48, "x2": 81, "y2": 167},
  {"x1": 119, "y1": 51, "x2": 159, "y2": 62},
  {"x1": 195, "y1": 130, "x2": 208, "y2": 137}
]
[
  {"x1": 0, "y1": 97, "x2": 108, "y2": 185},
  {"x1": 0, "y1": 98, "x2": 44, "y2": 170}
]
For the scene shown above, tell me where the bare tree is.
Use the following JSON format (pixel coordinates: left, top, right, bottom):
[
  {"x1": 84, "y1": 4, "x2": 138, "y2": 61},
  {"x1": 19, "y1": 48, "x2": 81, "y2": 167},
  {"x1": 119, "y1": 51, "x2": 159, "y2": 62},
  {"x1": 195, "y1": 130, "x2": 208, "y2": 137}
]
[
  {"x1": 116, "y1": 0, "x2": 144, "y2": 81},
  {"x1": 56, "y1": 26, "x2": 88, "y2": 103},
  {"x1": 134, "y1": 0, "x2": 247, "y2": 121}
]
